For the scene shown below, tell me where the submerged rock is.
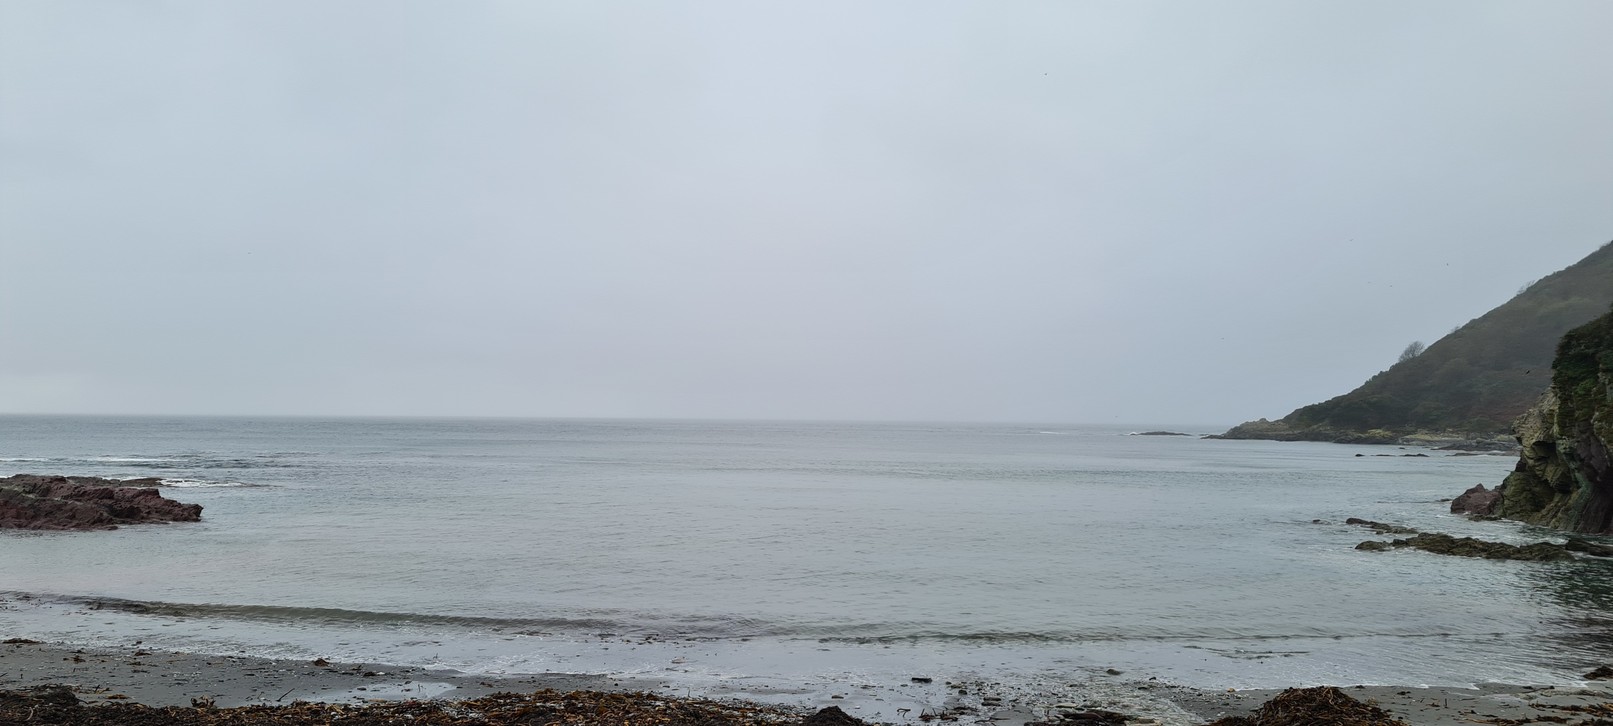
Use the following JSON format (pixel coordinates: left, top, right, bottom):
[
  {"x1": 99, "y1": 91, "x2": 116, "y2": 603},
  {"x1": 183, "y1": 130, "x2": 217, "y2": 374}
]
[
  {"x1": 1565, "y1": 538, "x2": 1613, "y2": 557},
  {"x1": 0, "y1": 474, "x2": 202, "y2": 530},
  {"x1": 1356, "y1": 532, "x2": 1581, "y2": 562},
  {"x1": 1343, "y1": 518, "x2": 1419, "y2": 535}
]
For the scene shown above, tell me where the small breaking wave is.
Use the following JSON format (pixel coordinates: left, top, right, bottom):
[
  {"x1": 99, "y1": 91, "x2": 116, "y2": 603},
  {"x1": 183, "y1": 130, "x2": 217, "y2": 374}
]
[
  {"x1": 6, "y1": 591, "x2": 1570, "y2": 650},
  {"x1": 1, "y1": 453, "x2": 307, "y2": 471},
  {"x1": 3, "y1": 593, "x2": 777, "y2": 640},
  {"x1": 154, "y1": 478, "x2": 272, "y2": 488},
  {"x1": 100, "y1": 454, "x2": 305, "y2": 470}
]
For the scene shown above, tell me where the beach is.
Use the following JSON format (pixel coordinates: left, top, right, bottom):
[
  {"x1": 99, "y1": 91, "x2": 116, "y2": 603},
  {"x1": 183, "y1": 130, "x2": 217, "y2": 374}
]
[
  {"x1": 4, "y1": 418, "x2": 1613, "y2": 724},
  {"x1": 0, "y1": 639, "x2": 636, "y2": 707},
  {"x1": 5, "y1": 639, "x2": 1613, "y2": 725}
]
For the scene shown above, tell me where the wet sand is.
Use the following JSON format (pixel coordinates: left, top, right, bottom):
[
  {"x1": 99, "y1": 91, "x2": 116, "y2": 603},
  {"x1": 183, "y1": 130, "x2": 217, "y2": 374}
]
[
  {"x1": 3, "y1": 639, "x2": 1610, "y2": 724},
  {"x1": 0, "y1": 639, "x2": 657, "y2": 708}
]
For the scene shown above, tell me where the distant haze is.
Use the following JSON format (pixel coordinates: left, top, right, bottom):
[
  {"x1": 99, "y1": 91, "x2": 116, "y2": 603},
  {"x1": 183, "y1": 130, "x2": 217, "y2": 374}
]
[{"x1": 3, "y1": 2, "x2": 1609, "y2": 424}]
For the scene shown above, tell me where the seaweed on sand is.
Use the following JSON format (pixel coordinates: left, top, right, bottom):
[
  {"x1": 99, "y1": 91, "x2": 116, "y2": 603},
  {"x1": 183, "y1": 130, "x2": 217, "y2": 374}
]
[
  {"x1": 1205, "y1": 686, "x2": 1408, "y2": 726},
  {"x1": 0, "y1": 686, "x2": 819, "y2": 726}
]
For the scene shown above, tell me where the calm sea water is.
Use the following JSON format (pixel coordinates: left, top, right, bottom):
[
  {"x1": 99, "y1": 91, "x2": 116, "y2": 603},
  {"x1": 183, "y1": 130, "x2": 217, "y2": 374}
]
[{"x1": 2, "y1": 416, "x2": 1610, "y2": 704}]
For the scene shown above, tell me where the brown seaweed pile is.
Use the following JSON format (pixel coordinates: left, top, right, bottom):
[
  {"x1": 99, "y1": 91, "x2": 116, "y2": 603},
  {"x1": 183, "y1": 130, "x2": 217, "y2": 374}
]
[
  {"x1": 0, "y1": 686, "x2": 820, "y2": 726},
  {"x1": 1204, "y1": 686, "x2": 1407, "y2": 726}
]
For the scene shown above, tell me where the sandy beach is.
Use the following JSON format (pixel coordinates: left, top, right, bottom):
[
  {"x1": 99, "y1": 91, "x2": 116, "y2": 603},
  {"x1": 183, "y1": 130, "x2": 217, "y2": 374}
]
[
  {"x1": 4, "y1": 639, "x2": 1612, "y2": 724},
  {"x1": 0, "y1": 639, "x2": 651, "y2": 707}
]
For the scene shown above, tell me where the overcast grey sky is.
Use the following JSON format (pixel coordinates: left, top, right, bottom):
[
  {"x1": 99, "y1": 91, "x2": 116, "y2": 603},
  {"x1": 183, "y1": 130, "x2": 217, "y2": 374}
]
[{"x1": 2, "y1": 1, "x2": 1609, "y2": 424}]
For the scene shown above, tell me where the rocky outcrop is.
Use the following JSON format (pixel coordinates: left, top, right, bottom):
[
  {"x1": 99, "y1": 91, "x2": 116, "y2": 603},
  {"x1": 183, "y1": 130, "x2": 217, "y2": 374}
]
[
  {"x1": 1450, "y1": 484, "x2": 1502, "y2": 515},
  {"x1": 1209, "y1": 420, "x2": 1400, "y2": 444},
  {"x1": 1355, "y1": 532, "x2": 1577, "y2": 561},
  {"x1": 1492, "y1": 309, "x2": 1613, "y2": 534},
  {"x1": 1344, "y1": 517, "x2": 1418, "y2": 535},
  {"x1": 0, "y1": 474, "x2": 202, "y2": 530},
  {"x1": 1347, "y1": 516, "x2": 1612, "y2": 560}
]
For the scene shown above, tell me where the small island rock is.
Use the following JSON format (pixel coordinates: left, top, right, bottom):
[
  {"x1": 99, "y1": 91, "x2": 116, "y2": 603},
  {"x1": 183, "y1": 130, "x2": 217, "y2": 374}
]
[
  {"x1": 1450, "y1": 484, "x2": 1502, "y2": 515},
  {"x1": 0, "y1": 474, "x2": 202, "y2": 531}
]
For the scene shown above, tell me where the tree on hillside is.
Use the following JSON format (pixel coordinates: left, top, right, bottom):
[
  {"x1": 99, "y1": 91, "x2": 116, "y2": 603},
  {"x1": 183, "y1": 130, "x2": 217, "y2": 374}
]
[{"x1": 1399, "y1": 341, "x2": 1426, "y2": 363}]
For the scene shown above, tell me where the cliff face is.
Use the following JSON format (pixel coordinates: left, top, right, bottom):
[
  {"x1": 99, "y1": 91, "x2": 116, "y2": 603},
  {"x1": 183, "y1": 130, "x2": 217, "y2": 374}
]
[
  {"x1": 1219, "y1": 241, "x2": 1613, "y2": 442},
  {"x1": 1494, "y1": 309, "x2": 1613, "y2": 534}
]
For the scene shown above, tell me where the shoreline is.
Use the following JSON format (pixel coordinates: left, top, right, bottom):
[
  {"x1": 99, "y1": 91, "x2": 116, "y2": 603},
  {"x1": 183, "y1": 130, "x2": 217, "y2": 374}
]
[
  {"x1": 0, "y1": 638, "x2": 656, "y2": 708},
  {"x1": 4, "y1": 640, "x2": 1611, "y2": 725}
]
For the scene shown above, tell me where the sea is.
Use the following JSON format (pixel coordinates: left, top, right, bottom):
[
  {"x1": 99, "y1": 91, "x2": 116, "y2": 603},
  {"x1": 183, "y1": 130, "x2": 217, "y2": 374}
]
[{"x1": 2, "y1": 416, "x2": 1610, "y2": 717}]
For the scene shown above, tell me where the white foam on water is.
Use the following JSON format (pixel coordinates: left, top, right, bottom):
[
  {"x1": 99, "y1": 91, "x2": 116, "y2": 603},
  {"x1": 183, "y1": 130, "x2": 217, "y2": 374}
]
[{"x1": 156, "y1": 478, "x2": 266, "y2": 488}]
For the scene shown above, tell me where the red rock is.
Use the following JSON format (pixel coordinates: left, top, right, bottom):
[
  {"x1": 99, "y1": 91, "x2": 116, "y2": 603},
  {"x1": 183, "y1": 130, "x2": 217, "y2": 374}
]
[
  {"x1": 0, "y1": 475, "x2": 202, "y2": 531},
  {"x1": 1450, "y1": 483, "x2": 1502, "y2": 515}
]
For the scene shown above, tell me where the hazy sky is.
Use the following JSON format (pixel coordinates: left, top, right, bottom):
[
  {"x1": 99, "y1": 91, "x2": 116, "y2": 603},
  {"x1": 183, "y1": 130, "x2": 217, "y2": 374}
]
[{"x1": 2, "y1": 2, "x2": 1609, "y2": 424}]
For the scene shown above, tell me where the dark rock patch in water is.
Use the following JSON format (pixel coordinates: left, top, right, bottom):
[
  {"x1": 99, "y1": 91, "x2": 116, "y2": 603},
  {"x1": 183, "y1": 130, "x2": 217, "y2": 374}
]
[
  {"x1": 0, "y1": 474, "x2": 202, "y2": 530},
  {"x1": 1357, "y1": 532, "x2": 1580, "y2": 562},
  {"x1": 1343, "y1": 518, "x2": 1418, "y2": 535},
  {"x1": 1450, "y1": 484, "x2": 1502, "y2": 515}
]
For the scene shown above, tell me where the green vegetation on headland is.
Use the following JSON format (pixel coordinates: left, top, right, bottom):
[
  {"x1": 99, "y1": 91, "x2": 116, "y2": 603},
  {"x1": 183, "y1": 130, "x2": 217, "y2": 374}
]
[
  {"x1": 1489, "y1": 305, "x2": 1613, "y2": 534},
  {"x1": 1218, "y1": 241, "x2": 1613, "y2": 443}
]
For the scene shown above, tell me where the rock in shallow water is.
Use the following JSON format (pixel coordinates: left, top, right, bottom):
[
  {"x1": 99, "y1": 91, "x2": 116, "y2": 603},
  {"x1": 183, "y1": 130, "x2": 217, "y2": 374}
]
[
  {"x1": 0, "y1": 474, "x2": 202, "y2": 530},
  {"x1": 1343, "y1": 518, "x2": 1418, "y2": 535},
  {"x1": 1450, "y1": 484, "x2": 1502, "y2": 515},
  {"x1": 1356, "y1": 532, "x2": 1578, "y2": 562}
]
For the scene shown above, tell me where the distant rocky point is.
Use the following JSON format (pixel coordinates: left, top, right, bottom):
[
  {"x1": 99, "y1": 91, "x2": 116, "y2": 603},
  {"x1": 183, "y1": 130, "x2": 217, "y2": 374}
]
[
  {"x1": 0, "y1": 474, "x2": 202, "y2": 531},
  {"x1": 1217, "y1": 241, "x2": 1612, "y2": 444},
  {"x1": 1129, "y1": 431, "x2": 1191, "y2": 436}
]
